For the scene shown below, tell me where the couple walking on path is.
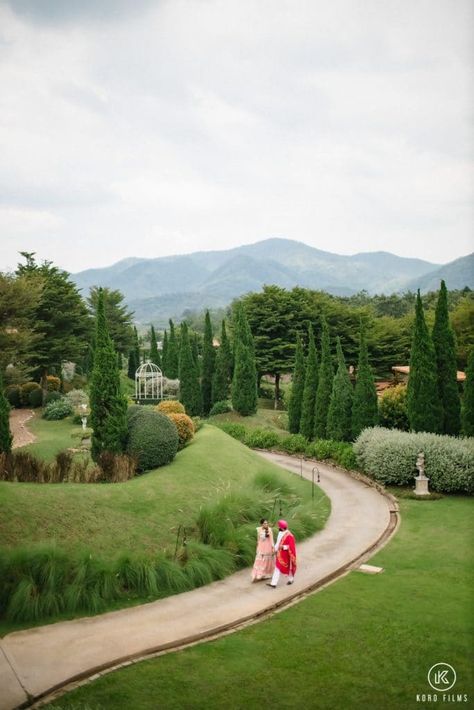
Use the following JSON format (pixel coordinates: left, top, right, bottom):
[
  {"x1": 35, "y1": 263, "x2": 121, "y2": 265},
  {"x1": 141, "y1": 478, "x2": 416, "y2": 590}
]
[{"x1": 251, "y1": 518, "x2": 297, "y2": 588}]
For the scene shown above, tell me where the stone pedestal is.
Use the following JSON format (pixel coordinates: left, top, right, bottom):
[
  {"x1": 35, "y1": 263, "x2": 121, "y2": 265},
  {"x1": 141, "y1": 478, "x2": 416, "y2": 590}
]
[{"x1": 414, "y1": 475, "x2": 430, "y2": 496}]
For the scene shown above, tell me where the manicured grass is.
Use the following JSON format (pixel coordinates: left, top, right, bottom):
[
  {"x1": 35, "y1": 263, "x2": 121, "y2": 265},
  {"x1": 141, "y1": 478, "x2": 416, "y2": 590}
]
[
  {"x1": 46, "y1": 495, "x2": 473, "y2": 710},
  {"x1": 209, "y1": 401, "x2": 288, "y2": 434},
  {"x1": 22, "y1": 413, "x2": 87, "y2": 462},
  {"x1": 1, "y1": 425, "x2": 327, "y2": 560}
]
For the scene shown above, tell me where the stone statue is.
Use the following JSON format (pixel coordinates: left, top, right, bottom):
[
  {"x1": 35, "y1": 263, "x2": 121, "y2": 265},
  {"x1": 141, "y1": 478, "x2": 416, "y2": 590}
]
[{"x1": 415, "y1": 451, "x2": 425, "y2": 477}]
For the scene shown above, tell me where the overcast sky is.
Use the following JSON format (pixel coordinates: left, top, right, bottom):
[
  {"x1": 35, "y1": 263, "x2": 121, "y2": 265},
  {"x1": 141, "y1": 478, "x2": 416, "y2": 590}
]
[{"x1": 0, "y1": 0, "x2": 472, "y2": 273}]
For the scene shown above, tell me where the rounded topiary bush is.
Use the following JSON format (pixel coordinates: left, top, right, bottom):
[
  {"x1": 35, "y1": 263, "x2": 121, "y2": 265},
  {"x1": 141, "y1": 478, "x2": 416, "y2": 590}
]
[
  {"x1": 45, "y1": 375, "x2": 61, "y2": 392},
  {"x1": 156, "y1": 400, "x2": 185, "y2": 415},
  {"x1": 28, "y1": 388, "x2": 43, "y2": 408},
  {"x1": 20, "y1": 382, "x2": 41, "y2": 407},
  {"x1": 43, "y1": 398, "x2": 73, "y2": 421},
  {"x1": 127, "y1": 409, "x2": 179, "y2": 471},
  {"x1": 378, "y1": 384, "x2": 409, "y2": 431},
  {"x1": 44, "y1": 391, "x2": 62, "y2": 405},
  {"x1": 5, "y1": 385, "x2": 21, "y2": 408},
  {"x1": 209, "y1": 400, "x2": 232, "y2": 415},
  {"x1": 167, "y1": 412, "x2": 195, "y2": 449}
]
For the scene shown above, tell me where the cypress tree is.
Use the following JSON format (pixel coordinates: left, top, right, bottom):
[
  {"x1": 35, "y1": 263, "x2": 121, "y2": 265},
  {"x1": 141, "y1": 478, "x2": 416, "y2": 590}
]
[
  {"x1": 149, "y1": 325, "x2": 161, "y2": 368},
  {"x1": 352, "y1": 322, "x2": 378, "y2": 439},
  {"x1": 0, "y1": 372, "x2": 13, "y2": 454},
  {"x1": 212, "y1": 320, "x2": 232, "y2": 404},
  {"x1": 432, "y1": 280, "x2": 461, "y2": 435},
  {"x1": 127, "y1": 349, "x2": 137, "y2": 380},
  {"x1": 407, "y1": 291, "x2": 442, "y2": 433},
  {"x1": 162, "y1": 330, "x2": 169, "y2": 376},
  {"x1": 231, "y1": 302, "x2": 257, "y2": 416},
  {"x1": 461, "y1": 349, "x2": 474, "y2": 436},
  {"x1": 117, "y1": 351, "x2": 123, "y2": 371},
  {"x1": 133, "y1": 326, "x2": 140, "y2": 367},
  {"x1": 314, "y1": 317, "x2": 334, "y2": 439},
  {"x1": 299, "y1": 325, "x2": 318, "y2": 440},
  {"x1": 90, "y1": 289, "x2": 128, "y2": 461},
  {"x1": 191, "y1": 332, "x2": 200, "y2": 374},
  {"x1": 327, "y1": 337, "x2": 353, "y2": 442},
  {"x1": 179, "y1": 322, "x2": 202, "y2": 416},
  {"x1": 167, "y1": 320, "x2": 179, "y2": 379},
  {"x1": 201, "y1": 311, "x2": 216, "y2": 416},
  {"x1": 288, "y1": 334, "x2": 306, "y2": 434}
]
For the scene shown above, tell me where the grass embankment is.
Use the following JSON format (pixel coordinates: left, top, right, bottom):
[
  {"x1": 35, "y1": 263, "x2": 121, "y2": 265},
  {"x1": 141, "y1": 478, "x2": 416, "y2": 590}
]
[
  {"x1": 46, "y1": 495, "x2": 474, "y2": 710},
  {"x1": 209, "y1": 399, "x2": 288, "y2": 434},
  {"x1": 22, "y1": 413, "x2": 87, "y2": 462}
]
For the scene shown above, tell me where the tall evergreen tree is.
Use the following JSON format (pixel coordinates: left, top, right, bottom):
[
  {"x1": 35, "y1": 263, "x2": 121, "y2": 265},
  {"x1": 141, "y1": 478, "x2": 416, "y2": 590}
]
[
  {"x1": 314, "y1": 317, "x2": 334, "y2": 439},
  {"x1": 87, "y1": 286, "x2": 134, "y2": 357},
  {"x1": 178, "y1": 322, "x2": 202, "y2": 416},
  {"x1": 461, "y1": 349, "x2": 474, "y2": 436},
  {"x1": 288, "y1": 335, "x2": 306, "y2": 434},
  {"x1": 201, "y1": 311, "x2": 216, "y2": 416},
  {"x1": 191, "y1": 332, "x2": 200, "y2": 374},
  {"x1": 407, "y1": 291, "x2": 442, "y2": 433},
  {"x1": 149, "y1": 325, "x2": 161, "y2": 368},
  {"x1": 327, "y1": 337, "x2": 353, "y2": 442},
  {"x1": 0, "y1": 372, "x2": 13, "y2": 454},
  {"x1": 352, "y1": 322, "x2": 378, "y2": 439},
  {"x1": 89, "y1": 289, "x2": 128, "y2": 462},
  {"x1": 432, "y1": 280, "x2": 461, "y2": 435},
  {"x1": 162, "y1": 330, "x2": 169, "y2": 376},
  {"x1": 133, "y1": 327, "x2": 140, "y2": 368},
  {"x1": 212, "y1": 320, "x2": 232, "y2": 404},
  {"x1": 167, "y1": 320, "x2": 179, "y2": 379},
  {"x1": 231, "y1": 302, "x2": 257, "y2": 416},
  {"x1": 299, "y1": 325, "x2": 318, "y2": 440}
]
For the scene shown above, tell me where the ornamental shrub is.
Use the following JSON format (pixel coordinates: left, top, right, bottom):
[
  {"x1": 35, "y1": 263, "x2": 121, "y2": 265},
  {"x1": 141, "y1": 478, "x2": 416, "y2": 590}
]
[
  {"x1": 354, "y1": 427, "x2": 474, "y2": 494},
  {"x1": 20, "y1": 382, "x2": 41, "y2": 407},
  {"x1": 127, "y1": 408, "x2": 179, "y2": 471},
  {"x1": 167, "y1": 412, "x2": 195, "y2": 449},
  {"x1": 28, "y1": 388, "x2": 43, "y2": 408},
  {"x1": 43, "y1": 398, "x2": 73, "y2": 421},
  {"x1": 378, "y1": 384, "x2": 409, "y2": 431},
  {"x1": 244, "y1": 429, "x2": 280, "y2": 449},
  {"x1": 65, "y1": 389, "x2": 89, "y2": 410},
  {"x1": 46, "y1": 375, "x2": 61, "y2": 392},
  {"x1": 5, "y1": 385, "x2": 21, "y2": 408},
  {"x1": 44, "y1": 391, "x2": 62, "y2": 405},
  {"x1": 156, "y1": 400, "x2": 185, "y2": 415},
  {"x1": 209, "y1": 400, "x2": 232, "y2": 415},
  {"x1": 279, "y1": 434, "x2": 307, "y2": 455}
]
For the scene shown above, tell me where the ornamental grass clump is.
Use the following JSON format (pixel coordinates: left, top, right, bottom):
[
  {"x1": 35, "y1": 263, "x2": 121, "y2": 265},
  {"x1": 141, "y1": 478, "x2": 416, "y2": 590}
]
[{"x1": 354, "y1": 427, "x2": 474, "y2": 493}]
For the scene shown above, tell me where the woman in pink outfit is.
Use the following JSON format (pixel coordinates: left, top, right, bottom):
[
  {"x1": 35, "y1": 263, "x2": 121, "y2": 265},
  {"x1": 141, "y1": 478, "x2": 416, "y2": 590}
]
[{"x1": 251, "y1": 518, "x2": 275, "y2": 582}]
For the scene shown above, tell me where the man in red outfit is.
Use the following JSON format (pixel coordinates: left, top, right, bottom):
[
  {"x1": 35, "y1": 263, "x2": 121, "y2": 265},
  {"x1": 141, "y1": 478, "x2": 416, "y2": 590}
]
[{"x1": 267, "y1": 519, "x2": 297, "y2": 588}]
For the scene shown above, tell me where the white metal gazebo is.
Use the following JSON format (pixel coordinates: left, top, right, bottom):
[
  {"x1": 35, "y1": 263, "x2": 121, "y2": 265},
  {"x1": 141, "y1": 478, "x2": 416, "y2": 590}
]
[{"x1": 135, "y1": 360, "x2": 163, "y2": 402}]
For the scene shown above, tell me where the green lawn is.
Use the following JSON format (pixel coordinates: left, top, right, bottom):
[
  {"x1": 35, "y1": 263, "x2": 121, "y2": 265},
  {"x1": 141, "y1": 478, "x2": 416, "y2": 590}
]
[
  {"x1": 22, "y1": 413, "x2": 87, "y2": 462},
  {"x1": 46, "y1": 495, "x2": 473, "y2": 710},
  {"x1": 209, "y1": 400, "x2": 288, "y2": 434},
  {"x1": 2, "y1": 424, "x2": 327, "y2": 561}
]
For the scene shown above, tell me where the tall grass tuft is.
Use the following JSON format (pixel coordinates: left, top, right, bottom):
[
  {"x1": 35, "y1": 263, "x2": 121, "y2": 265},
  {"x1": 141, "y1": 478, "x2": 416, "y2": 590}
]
[
  {"x1": 115, "y1": 554, "x2": 159, "y2": 596},
  {"x1": 253, "y1": 470, "x2": 294, "y2": 495},
  {"x1": 153, "y1": 555, "x2": 191, "y2": 594},
  {"x1": 185, "y1": 542, "x2": 236, "y2": 580}
]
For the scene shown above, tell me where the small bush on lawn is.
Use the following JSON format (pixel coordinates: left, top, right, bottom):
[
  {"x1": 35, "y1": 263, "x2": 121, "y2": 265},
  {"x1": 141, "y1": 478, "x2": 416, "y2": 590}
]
[
  {"x1": 354, "y1": 427, "x2": 474, "y2": 493},
  {"x1": 43, "y1": 398, "x2": 73, "y2": 420},
  {"x1": 210, "y1": 400, "x2": 232, "y2": 415},
  {"x1": 127, "y1": 408, "x2": 179, "y2": 471},
  {"x1": 44, "y1": 391, "x2": 62, "y2": 405},
  {"x1": 65, "y1": 389, "x2": 89, "y2": 409},
  {"x1": 5, "y1": 385, "x2": 21, "y2": 408},
  {"x1": 166, "y1": 412, "x2": 194, "y2": 449},
  {"x1": 156, "y1": 400, "x2": 185, "y2": 415},
  {"x1": 378, "y1": 384, "x2": 409, "y2": 431},
  {"x1": 20, "y1": 382, "x2": 41, "y2": 407}
]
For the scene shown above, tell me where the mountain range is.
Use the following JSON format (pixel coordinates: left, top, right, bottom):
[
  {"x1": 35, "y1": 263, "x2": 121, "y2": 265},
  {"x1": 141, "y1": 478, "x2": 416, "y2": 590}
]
[{"x1": 71, "y1": 239, "x2": 474, "y2": 326}]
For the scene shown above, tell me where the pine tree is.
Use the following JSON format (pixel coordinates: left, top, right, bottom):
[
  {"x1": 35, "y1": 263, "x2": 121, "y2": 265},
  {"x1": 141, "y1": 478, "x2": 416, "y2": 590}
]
[
  {"x1": 299, "y1": 325, "x2": 318, "y2": 440},
  {"x1": 0, "y1": 371, "x2": 13, "y2": 454},
  {"x1": 314, "y1": 317, "x2": 334, "y2": 439},
  {"x1": 212, "y1": 320, "x2": 232, "y2": 404},
  {"x1": 89, "y1": 289, "x2": 128, "y2": 461},
  {"x1": 461, "y1": 349, "x2": 474, "y2": 436},
  {"x1": 201, "y1": 311, "x2": 215, "y2": 416},
  {"x1": 288, "y1": 335, "x2": 306, "y2": 434},
  {"x1": 231, "y1": 302, "x2": 257, "y2": 416},
  {"x1": 167, "y1": 320, "x2": 179, "y2": 379},
  {"x1": 432, "y1": 280, "x2": 461, "y2": 435},
  {"x1": 327, "y1": 337, "x2": 353, "y2": 442},
  {"x1": 162, "y1": 330, "x2": 169, "y2": 376},
  {"x1": 352, "y1": 322, "x2": 378, "y2": 439},
  {"x1": 149, "y1": 325, "x2": 161, "y2": 368},
  {"x1": 407, "y1": 291, "x2": 442, "y2": 433},
  {"x1": 178, "y1": 322, "x2": 202, "y2": 416}
]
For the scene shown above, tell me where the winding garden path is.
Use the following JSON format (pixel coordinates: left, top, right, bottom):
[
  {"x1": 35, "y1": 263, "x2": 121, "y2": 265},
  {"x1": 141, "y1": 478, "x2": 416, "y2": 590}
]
[
  {"x1": 0, "y1": 453, "x2": 399, "y2": 710},
  {"x1": 10, "y1": 410, "x2": 36, "y2": 449}
]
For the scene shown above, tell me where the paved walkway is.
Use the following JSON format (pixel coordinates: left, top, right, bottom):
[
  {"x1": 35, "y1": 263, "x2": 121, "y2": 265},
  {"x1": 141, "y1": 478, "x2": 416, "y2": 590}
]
[{"x1": 0, "y1": 453, "x2": 399, "y2": 710}]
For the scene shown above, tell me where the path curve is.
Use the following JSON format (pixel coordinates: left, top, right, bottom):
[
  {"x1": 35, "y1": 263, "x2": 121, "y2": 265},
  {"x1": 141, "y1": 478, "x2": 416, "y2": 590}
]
[
  {"x1": 0, "y1": 453, "x2": 399, "y2": 710},
  {"x1": 10, "y1": 410, "x2": 36, "y2": 449}
]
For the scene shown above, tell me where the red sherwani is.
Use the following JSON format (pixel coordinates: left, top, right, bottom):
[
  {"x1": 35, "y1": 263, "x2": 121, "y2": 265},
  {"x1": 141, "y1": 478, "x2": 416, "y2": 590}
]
[{"x1": 275, "y1": 530, "x2": 297, "y2": 576}]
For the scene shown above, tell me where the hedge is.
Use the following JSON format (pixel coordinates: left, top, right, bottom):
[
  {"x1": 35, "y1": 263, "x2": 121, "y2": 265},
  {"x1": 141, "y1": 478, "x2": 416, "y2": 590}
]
[
  {"x1": 354, "y1": 427, "x2": 474, "y2": 494},
  {"x1": 127, "y1": 408, "x2": 179, "y2": 471}
]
